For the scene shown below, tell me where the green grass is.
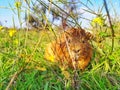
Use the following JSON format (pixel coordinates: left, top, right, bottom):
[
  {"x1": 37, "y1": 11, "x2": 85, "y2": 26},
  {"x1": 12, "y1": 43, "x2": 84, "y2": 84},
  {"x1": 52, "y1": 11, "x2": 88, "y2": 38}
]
[{"x1": 0, "y1": 28, "x2": 120, "y2": 90}]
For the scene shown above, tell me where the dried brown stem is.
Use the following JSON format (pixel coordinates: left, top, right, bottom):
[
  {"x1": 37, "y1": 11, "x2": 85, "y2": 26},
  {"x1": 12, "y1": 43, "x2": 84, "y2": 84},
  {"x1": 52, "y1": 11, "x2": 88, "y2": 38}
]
[{"x1": 5, "y1": 67, "x2": 23, "y2": 90}]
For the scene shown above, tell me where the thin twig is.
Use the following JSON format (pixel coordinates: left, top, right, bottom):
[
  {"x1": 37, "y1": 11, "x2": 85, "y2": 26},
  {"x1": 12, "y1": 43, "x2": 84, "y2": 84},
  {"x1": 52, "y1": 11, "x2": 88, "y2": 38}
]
[
  {"x1": 72, "y1": 70, "x2": 79, "y2": 90},
  {"x1": 5, "y1": 67, "x2": 23, "y2": 90}
]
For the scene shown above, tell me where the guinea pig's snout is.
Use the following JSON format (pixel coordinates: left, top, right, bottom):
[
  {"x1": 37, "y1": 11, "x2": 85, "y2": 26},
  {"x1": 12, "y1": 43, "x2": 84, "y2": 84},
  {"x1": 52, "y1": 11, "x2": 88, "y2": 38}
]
[
  {"x1": 73, "y1": 49, "x2": 80, "y2": 53},
  {"x1": 72, "y1": 48, "x2": 81, "y2": 60}
]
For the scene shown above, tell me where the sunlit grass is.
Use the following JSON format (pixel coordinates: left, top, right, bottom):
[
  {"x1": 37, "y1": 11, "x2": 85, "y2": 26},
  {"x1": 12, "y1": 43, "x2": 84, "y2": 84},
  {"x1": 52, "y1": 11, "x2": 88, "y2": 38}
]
[{"x1": 0, "y1": 27, "x2": 120, "y2": 90}]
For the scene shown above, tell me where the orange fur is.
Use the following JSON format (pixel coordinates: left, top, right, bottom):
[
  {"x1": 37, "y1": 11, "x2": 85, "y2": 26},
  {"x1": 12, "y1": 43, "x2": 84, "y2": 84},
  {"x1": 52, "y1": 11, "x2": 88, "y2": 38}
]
[{"x1": 44, "y1": 28, "x2": 93, "y2": 70}]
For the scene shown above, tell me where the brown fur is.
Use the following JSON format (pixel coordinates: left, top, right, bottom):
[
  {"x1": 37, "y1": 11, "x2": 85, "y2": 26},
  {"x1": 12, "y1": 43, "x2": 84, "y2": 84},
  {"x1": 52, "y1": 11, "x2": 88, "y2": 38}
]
[{"x1": 44, "y1": 28, "x2": 93, "y2": 70}]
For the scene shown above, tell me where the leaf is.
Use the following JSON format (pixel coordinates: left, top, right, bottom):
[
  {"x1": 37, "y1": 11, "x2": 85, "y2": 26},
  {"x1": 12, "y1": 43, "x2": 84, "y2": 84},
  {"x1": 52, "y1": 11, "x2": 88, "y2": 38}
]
[
  {"x1": 104, "y1": 61, "x2": 110, "y2": 72},
  {"x1": 44, "y1": 82, "x2": 49, "y2": 90},
  {"x1": 99, "y1": 32, "x2": 109, "y2": 37},
  {"x1": 35, "y1": 66, "x2": 46, "y2": 71}
]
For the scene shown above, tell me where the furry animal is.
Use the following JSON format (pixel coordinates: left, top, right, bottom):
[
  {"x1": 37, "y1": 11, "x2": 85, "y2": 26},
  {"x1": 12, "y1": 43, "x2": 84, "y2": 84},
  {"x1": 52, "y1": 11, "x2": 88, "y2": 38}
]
[{"x1": 44, "y1": 28, "x2": 93, "y2": 70}]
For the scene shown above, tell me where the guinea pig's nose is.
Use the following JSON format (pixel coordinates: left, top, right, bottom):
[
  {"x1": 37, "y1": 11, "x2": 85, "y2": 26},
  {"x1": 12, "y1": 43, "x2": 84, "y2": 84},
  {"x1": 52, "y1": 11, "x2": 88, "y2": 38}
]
[{"x1": 73, "y1": 49, "x2": 80, "y2": 53}]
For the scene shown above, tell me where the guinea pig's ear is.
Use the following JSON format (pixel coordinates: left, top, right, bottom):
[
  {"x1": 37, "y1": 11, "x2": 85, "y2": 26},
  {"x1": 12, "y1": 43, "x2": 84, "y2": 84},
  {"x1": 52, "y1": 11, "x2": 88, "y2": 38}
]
[{"x1": 85, "y1": 32, "x2": 94, "y2": 40}]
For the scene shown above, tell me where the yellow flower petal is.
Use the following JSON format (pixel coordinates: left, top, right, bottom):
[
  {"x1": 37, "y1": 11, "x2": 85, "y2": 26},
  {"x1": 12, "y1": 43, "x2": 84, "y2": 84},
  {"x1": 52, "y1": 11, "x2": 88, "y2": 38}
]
[
  {"x1": 48, "y1": 55, "x2": 55, "y2": 62},
  {"x1": 14, "y1": 1, "x2": 22, "y2": 8},
  {"x1": 8, "y1": 29, "x2": 16, "y2": 37},
  {"x1": 91, "y1": 16, "x2": 105, "y2": 26}
]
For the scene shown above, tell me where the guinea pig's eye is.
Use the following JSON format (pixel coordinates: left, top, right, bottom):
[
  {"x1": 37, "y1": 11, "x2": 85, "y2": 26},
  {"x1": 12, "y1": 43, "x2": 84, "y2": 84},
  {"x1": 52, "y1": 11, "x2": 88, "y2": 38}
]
[
  {"x1": 67, "y1": 39, "x2": 71, "y2": 43},
  {"x1": 81, "y1": 38, "x2": 85, "y2": 43},
  {"x1": 82, "y1": 40, "x2": 85, "y2": 43}
]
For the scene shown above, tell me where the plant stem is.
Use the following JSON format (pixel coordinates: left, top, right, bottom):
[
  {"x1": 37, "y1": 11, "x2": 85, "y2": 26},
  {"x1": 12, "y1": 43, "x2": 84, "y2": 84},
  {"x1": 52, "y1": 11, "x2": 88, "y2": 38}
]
[{"x1": 103, "y1": 0, "x2": 114, "y2": 53}]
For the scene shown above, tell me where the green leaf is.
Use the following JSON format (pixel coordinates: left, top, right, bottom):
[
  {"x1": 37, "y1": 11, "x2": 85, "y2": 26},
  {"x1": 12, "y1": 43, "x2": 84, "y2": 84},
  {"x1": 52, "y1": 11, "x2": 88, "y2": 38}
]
[
  {"x1": 99, "y1": 32, "x2": 109, "y2": 37},
  {"x1": 44, "y1": 82, "x2": 49, "y2": 90}
]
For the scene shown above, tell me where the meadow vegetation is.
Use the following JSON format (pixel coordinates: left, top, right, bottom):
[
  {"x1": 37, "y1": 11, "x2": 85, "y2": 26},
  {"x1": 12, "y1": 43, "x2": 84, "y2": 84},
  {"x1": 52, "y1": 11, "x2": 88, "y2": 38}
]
[{"x1": 0, "y1": 24, "x2": 120, "y2": 90}]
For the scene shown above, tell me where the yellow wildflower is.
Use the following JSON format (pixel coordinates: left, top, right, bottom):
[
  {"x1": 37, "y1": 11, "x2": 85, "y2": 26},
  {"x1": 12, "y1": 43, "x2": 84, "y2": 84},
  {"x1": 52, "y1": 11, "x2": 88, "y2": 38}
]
[
  {"x1": 8, "y1": 29, "x2": 16, "y2": 37},
  {"x1": 48, "y1": 55, "x2": 55, "y2": 62},
  {"x1": 0, "y1": 26, "x2": 3, "y2": 31},
  {"x1": 91, "y1": 16, "x2": 105, "y2": 26},
  {"x1": 13, "y1": 39, "x2": 19, "y2": 45},
  {"x1": 14, "y1": 1, "x2": 22, "y2": 8}
]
